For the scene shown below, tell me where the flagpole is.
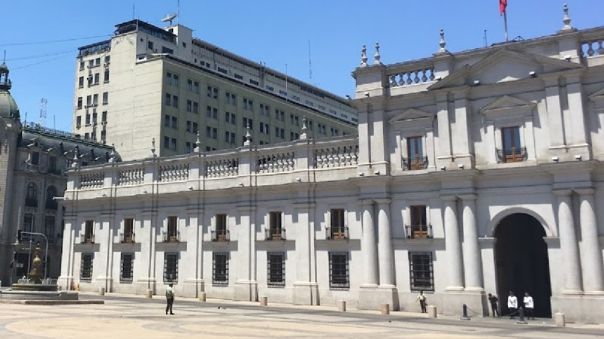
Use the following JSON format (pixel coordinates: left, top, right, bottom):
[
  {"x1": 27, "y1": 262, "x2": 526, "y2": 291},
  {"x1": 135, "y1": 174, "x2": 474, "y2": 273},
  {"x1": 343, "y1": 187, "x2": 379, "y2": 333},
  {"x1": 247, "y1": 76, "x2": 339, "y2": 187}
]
[{"x1": 504, "y1": 11, "x2": 509, "y2": 42}]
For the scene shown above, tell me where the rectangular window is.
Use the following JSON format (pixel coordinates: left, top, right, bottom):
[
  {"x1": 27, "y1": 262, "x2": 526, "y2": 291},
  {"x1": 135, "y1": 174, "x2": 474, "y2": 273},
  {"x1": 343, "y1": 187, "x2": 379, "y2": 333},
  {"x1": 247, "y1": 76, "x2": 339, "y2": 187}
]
[
  {"x1": 501, "y1": 126, "x2": 524, "y2": 162},
  {"x1": 123, "y1": 218, "x2": 135, "y2": 243},
  {"x1": 409, "y1": 205, "x2": 430, "y2": 239},
  {"x1": 268, "y1": 211, "x2": 283, "y2": 240},
  {"x1": 171, "y1": 116, "x2": 177, "y2": 129},
  {"x1": 163, "y1": 136, "x2": 170, "y2": 149},
  {"x1": 102, "y1": 92, "x2": 108, "y2": 105},
  {"x1": 78, "y1": 76, "x2": 84, "y2": 88},
  {"x1": 329, "y1": 209, "x2": 347, "y2": 240},
  {"x1": 212, "y1": 252, "x2": 229, "y2": 286},
  {"x1": 80, "y1": 253, "x2": 94, "y2": 281},
  {"x1": 163, "y1": 253, "x2": 179, "y2": 283},
  {"x1": 329, "y1": 252, "x2": 349, "y2": 289},
  {"x1": 409, "y1": 252, "x2": 434, "y2": 291},
  {"x1": 84, "y1": 220, "x2": 94, "y2": 243},
  {"x1": 165, "y1": 93, "x2": 171, "y2": 106},
  {"x1": 167, "y1": 216, "x2": 178, "y2": 242},
  {"x1": 406, "y1": 136, "x2": 426, "y2": 170},
  {"x1": 172, "y1": 95, "x2": 179, "y2": 108},
  {"x1": 164, "y1": 114, "x2": 170, "y2": 127},
  {"x1": 193, "y1": 101, "x2": 199, "y2": 114},
  {"x1": 103, "y1": 69, "x2": 109, "y2": 83},
  {"x1": 171, "y1": 138, "x2": 177, "y2": 150},
  {"x1": 267, "y1": 252, "x2": 285, "y2": 287},
  {"x1": 120, "y1": 253, "x2": 134, "y2": 282}
]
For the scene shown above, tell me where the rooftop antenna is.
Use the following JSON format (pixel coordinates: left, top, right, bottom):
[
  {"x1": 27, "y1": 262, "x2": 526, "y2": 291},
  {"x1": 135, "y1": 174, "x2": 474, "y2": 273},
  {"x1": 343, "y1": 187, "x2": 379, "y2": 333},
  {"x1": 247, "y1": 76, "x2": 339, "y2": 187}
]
[
  {"x1": 308, "y1": 40, "x2": 313, "y2": 81},
  {"x1": 132, "y1": 3, "x2": 136, "y2": 19},
  {"x1": 39, "y1": 98, "x2": 47, "y2": 127},
  {"x1": 284, "y1": 64, "x2": 288, "y2": 101},
  {"x1": 161, "y1": 13, "x2": 177, "y2": 26},
  {"x1": 177, "y1": 0, "x2": 180, "y2": 25},
  {"x1": 2, "y1": 50, "x2": 5, "y2": 64},
  {"x1": 483, "y1": 29, "x2": 488, "y2": 47}
]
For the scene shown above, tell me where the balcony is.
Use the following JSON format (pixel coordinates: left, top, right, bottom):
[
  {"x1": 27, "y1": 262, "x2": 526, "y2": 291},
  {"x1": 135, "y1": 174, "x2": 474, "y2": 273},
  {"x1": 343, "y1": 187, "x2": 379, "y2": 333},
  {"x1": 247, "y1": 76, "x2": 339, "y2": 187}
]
[
  {"x1": 496, "y1": 147, "x2": 527, "y2": 163},
  {"x1": 211, "y1": 229, "x2": 230, "y2": 242},
  {"x1": 403, "y1": 156, "x2": 429, "y2": 170},
  {"x1": 265, "y1": 227, "x2": 286, "y2": 241},
  {"x1": 120, "y1": 232, "x2": 135, "y2": 243},
  {"x1": 326, "y1": 226, "x2": 349, "y2": 240},
  {"x1": 81, "y1": 234, "x2": 95, "y2": 244},
  {"x1": 405, "y1": 225, "x2": 433, "y2": 239},
  {"x1": 163, "y1": 231, "x2": 180, "y2": 243}
]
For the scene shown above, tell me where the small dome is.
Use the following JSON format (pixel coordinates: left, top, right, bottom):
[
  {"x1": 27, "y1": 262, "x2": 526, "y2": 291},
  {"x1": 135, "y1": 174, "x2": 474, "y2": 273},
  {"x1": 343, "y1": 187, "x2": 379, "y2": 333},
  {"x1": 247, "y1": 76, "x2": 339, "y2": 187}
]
[{"x1": 0, "y1": 63, "x2": 19, "y2": 119}]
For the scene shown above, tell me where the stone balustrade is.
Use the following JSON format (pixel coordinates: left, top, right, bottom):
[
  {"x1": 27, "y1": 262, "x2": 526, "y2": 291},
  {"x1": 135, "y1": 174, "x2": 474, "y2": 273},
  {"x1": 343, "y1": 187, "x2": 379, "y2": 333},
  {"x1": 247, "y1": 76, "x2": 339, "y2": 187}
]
[
  {"x1": 581, "y1": 39, "x2": 604, "y2": 58},
  {"x1": 388, "y1": 63, "x2": 435, "y2": 88},
  {"x1": 205, "y1": 154, "x2": 239, "y2": 178},
  {"x1": 159, "y1": 160, "x2": 190, "y2": 182},
  {"x1": 256, "y1": 150, "x2": 295, "y2": 174},
  {"x1": 117, "y1": 166, "x2": 144, "y2": 186},
  {"x1": 79, "y1": 171, "x2": 104, "y2": 188},
  {"x1": 313, "y1": 138, "x2": 359, "y2": 169}
]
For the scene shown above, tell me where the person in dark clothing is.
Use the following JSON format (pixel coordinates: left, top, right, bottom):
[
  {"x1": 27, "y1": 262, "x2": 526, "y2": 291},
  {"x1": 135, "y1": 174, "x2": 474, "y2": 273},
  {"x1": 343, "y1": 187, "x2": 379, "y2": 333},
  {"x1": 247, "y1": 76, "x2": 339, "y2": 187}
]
[
  {"x1": 165, "y1": 283, "x2": 175, "y2": 315},
  {"x1": 488, "y1": 293, "x2": 499, "y2": 317}
]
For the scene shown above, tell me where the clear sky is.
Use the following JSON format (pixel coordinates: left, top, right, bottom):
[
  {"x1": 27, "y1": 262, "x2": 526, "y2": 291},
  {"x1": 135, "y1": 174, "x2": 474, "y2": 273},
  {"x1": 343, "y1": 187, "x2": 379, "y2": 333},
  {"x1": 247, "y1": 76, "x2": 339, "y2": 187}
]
[{"x1": 1, "y1": 0, "x2": 601, "y2": 132}]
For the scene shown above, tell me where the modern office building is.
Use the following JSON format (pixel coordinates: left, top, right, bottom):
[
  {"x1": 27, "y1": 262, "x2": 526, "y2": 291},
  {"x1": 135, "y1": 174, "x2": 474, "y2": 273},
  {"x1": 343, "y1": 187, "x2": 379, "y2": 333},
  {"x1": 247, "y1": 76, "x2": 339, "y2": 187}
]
[
  {"x1": 0, "y1": 63, "x2": 115, "y2": 286},
  {"x1": 73, "y1": 19, "x2": 357, "y2": 160},
  {"x1": 59, "y1": 8, "x2": 604, "y2": 322}
]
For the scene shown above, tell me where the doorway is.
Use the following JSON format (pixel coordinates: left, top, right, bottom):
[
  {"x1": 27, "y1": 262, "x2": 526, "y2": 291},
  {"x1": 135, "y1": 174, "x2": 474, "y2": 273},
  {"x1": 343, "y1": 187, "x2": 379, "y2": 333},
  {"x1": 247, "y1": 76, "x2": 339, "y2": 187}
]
[{"x1": 494, "y1": 213, "x2": 552, "y2": 317}]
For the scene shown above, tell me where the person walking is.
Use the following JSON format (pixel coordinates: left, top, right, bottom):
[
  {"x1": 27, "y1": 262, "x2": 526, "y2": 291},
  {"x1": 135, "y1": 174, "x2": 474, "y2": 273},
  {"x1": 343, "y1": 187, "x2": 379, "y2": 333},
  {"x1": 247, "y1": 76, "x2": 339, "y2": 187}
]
[
  {"x1": 165, "y1": 283, "x2": 175, "y2": 315},
  {"x1": 523, "y1": 292, "x2": 534, "y2": 320},
  {"x1": 507, "y1": 291, "x2": 518, "y2": 319},
  {"x1": 416, "y1": 291, "x2": 427, "y2": 313},
  {"x1": 488, "y1": 293, "x2": 499, "y2": 317}
]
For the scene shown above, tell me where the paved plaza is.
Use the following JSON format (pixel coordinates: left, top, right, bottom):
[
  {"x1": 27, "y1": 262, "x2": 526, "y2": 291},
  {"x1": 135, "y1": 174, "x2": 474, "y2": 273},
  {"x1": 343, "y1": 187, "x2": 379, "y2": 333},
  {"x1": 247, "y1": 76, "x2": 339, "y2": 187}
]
[{"x1": 0, "y1": 294, "x2": 603, "y2": 338}]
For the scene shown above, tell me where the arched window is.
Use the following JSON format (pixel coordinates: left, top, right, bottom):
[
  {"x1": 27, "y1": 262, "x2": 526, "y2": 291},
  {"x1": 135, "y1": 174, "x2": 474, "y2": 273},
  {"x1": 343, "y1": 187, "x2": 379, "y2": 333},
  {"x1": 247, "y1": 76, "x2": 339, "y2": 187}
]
[
  {"x1": 25, "y1": 182, "x2": 38, "y2": 207},
  {"x1": 46, "y1": 186, "x2": 58, "y2": 210}
]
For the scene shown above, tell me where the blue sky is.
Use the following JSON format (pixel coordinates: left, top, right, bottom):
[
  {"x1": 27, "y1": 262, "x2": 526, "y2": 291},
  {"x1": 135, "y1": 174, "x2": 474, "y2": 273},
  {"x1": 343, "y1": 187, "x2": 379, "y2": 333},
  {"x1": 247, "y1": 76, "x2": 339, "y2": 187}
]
[{"x1": 1, "y1": 0, "x2": 601, "y2": 132}]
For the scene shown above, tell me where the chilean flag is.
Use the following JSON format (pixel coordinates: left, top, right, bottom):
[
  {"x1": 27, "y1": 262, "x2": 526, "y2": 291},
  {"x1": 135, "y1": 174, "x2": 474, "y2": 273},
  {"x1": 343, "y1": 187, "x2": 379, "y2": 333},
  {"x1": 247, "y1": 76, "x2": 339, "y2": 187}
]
[{"x1": 499, "y1": 0, "x2": 508, "y2": 15}]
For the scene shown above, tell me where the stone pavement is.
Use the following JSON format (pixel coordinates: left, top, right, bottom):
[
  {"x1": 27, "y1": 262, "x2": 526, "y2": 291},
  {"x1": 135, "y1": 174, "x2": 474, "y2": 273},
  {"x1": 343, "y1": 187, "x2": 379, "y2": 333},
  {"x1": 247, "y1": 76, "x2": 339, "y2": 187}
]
[{"x1": 0, "y1": 293, "x2": 603, "y2": 339}]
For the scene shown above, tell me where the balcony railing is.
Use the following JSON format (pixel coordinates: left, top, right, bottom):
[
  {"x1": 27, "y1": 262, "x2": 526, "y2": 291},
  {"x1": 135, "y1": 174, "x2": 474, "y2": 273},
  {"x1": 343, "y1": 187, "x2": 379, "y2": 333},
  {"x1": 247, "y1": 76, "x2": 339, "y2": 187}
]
[
  {"x1": 211, "y1": 229, "x2": 230, "y2": 242},
  {"x1": 496, "y1": 147, "x2": 527, "y2": 163},
  {"x1": 265, "y1": 227, "x2": 286, "y2": 241},
  {"x1": 163, "y1": 231, "x2": 180, "y2": 243},
  {"x1": 403, "y1": 156, "x2": 429, "y2": 170},
  {"x1": 405, "y1": 225, "x2": 433, "y2": 239},
  {"x1": 81, "y1": 234, "x2": 95, "y2": 244},
  {"x1": 326, "y1": 226, "x2": 349, "y2": 240},
  {"x1": 120, "y1": 232, "x2": 135, "y2": 243}
]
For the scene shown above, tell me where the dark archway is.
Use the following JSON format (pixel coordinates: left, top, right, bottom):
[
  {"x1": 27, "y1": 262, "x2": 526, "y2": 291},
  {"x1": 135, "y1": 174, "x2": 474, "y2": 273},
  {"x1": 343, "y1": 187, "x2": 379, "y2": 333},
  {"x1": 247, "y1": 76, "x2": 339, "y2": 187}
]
[{"x1": 494, "y1": 213, "x2": 552, "y2": 317}]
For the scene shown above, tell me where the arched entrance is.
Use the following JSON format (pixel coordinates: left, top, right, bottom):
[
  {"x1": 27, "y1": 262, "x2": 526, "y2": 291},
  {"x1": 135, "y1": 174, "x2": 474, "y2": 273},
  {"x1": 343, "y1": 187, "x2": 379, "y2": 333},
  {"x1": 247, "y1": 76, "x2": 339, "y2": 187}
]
[{"x1": 494, "y1": 213, "x2": 552, "y2": 317}]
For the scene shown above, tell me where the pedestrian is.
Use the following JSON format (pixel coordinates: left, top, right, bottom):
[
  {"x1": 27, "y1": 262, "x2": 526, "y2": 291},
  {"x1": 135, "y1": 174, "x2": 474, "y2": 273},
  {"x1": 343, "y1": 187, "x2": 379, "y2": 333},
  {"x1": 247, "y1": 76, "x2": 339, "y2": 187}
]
[
  {"x1": 417, "y1": 290, "x2": 427, "y2": 313},
  {"x1": 165, "y1": 283, "x2": 175, "y2": 315},
  {"x1": 488, "y1": 293, "x2": 499, "y2": 317},
  {"x1": 523, "y1": 292, "x2": 534, "y2": 320},
  {"x1": 507, "y1": 291, "x2": 518, "y2": 319}
]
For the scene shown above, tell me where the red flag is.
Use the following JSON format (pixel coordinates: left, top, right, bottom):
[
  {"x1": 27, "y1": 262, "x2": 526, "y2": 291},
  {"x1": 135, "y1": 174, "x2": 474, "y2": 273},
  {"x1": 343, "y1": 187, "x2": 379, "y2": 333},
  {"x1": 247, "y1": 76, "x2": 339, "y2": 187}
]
[{"x1": 499, "y1": 0, "x2": 507, "y2": 15}]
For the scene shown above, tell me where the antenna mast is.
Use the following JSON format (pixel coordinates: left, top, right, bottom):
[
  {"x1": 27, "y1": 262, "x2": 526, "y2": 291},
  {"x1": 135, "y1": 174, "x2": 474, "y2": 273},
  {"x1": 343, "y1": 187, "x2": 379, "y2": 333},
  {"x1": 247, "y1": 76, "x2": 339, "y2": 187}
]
[
  {"x1": 39, "y1": 98, "x2": 47, "y2": 127},
  {"x1": 308, "y1": 40, "x2": 312, "y2": 81}
]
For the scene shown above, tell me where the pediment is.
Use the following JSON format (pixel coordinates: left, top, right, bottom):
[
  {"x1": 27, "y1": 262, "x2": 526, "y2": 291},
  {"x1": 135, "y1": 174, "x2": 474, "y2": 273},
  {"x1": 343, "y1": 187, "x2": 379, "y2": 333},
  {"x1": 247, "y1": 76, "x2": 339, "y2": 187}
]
[
  {"x1": 589, "y1": 87, "x2": 604, "y2": 104},
  {"x1": 480, "y1": 95, "x2": 536, "y2": 117},
  {"x1": 389, "y1": 108, "x2": 434, "y2": 123},
  {"x1": 429, "y1": 49, "x2": 582, "y2": 90}
]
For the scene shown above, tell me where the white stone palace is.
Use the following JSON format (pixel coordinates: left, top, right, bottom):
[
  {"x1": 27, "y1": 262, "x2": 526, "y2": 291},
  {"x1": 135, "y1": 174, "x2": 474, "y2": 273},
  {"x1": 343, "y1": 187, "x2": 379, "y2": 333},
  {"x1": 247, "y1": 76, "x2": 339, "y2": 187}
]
[{"x1": 59, "y1": 8, "x2": 604, "y2": 322}]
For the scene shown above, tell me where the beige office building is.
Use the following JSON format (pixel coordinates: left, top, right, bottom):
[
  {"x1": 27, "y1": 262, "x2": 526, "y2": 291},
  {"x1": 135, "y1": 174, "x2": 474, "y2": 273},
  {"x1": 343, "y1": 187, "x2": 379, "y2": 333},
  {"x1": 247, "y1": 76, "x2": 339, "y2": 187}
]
[{"x1": 73, "y1": 20, "x2": 357, "y2": 160}]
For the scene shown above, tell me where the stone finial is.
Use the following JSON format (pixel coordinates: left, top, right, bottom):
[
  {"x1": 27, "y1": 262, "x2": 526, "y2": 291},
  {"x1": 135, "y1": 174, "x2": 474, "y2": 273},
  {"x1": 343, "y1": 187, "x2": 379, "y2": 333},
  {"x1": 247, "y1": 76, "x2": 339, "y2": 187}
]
[
  {"x1": 108, "y1": 144, "x2": 116, "y2": 163},
  {"x1": 299, "y1": 117, "x2": 308, "y2": 141},
  {"x1": 438, "y1": 29, "x2": 448, "y2": 54},
  {"x1": 151, "y1": 138, "x2": 157, "y2": 158},
  {"x1": 561, "y1": 3, "x2": 573, "y2": 31},
  {"x1": 193, "y1": 130, "x2": 201, "y2": 153},
  {"x1": 360, "y1": 45, "x2": 368, "y2": 67},
  {"x1": 243, "y1": 122, "x2": 252, "y2": 146},
  {"x1": 373, "y1": 42, "x2": 382, "y2": 65},
  {"x1": 71, "y1": 146, "x2": 80, "y2": 169}
]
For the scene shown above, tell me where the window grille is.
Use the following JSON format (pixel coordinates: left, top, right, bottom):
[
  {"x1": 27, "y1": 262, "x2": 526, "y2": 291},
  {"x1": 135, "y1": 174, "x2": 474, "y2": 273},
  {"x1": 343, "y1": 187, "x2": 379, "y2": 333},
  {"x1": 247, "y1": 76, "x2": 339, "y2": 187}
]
[
  {"x1": 409, "y1": 252, "x2": 434, "y2": 291},
  {"x1": 212, "y1": 252, "x2": 229, "y2": 286},
  {"x1": 267, "y1": 252, "x2": 285, "y2": 287},
  {"x1": 329, "y1": 252, "x2": 349, "y2": 289}
]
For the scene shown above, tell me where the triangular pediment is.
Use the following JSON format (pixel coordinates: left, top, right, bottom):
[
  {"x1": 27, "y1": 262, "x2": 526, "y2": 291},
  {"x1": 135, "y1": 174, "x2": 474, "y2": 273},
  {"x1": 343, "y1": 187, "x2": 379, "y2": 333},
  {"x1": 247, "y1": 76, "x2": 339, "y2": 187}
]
[
  {"x1": 480, "y1": 95, "x2": 536, "y2": 116},
  {"x1": 389, "y1": 108, "x2": 434, "y2": 123},
  {"x1": 429, "y1": 49, "x2": 582, "y2": 90},
  {"x1": 589, "y1": 87, "x2": 604, "y2": 104}
]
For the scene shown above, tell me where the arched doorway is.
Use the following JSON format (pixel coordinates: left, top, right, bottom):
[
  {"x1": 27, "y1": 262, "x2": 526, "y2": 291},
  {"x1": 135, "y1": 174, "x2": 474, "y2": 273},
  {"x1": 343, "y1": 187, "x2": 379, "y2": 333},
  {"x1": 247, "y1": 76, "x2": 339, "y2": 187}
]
[{"x1": 494, "y1": 213, "x2": 552, "y2": 317}]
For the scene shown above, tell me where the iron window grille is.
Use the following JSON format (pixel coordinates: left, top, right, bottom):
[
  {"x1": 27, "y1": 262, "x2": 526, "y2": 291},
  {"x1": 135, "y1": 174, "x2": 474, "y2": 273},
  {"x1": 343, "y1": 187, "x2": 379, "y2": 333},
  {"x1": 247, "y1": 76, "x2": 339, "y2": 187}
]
[
  {"x1": 267, "y1": 252, "x2": 285, "y2": 287},
  {"x1": 163, "y1": 252, "x2": 179, "y2": 283},
  {"x1": 409, "y1": 252, "x2": 434, "y2": 291},
  {"x1": 120, "y1": 253, "x2": 134, "y2": 282},
  {"x1": 329, "y1": 252, "x2": 350, "y2": 290},
  {"x1": 212, "y1": 252, "x2": 229, "y2": 286},
  {"x1": 80, "y1": 253, "x2": 94, "y2": 281}
]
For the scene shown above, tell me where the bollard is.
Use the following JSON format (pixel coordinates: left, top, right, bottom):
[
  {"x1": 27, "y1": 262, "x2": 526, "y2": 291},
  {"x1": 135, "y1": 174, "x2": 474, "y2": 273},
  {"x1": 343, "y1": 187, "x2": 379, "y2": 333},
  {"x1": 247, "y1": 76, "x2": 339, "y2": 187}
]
[
  {"x1": 198, "y1": 291, "x2": 206, "y2": 302},
  {"x1": 461, "y1": 304, "x2": 470, "y2": 320},
  {"x1": 427, "y1": 305, "x2": 437, "y2": 318},
  {"x1": 337, "y1": 300, "x2": 346, "y2": 312},
  {"x1": 260, "y1": 296, "x2": 268, "y2": 306},
  {"x1": 554, "y1": 312, "x2": 565, "y2": 327},
  {"x1": 145, "y1": 289, "x2": 153, "y2": 298},
  {"x1": 380, "y1": 304, "x2": 390, "y2": 315},
  {"x1": 99, "y1": 287, "x2": 105, "y2": 296}
]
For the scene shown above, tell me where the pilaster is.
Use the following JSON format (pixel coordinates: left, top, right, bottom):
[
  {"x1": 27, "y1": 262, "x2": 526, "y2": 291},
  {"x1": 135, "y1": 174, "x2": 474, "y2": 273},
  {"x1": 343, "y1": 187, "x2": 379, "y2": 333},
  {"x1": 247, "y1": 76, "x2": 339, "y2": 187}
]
[{"x1": 554, "y1": 189, "x2": 583, "y2": 294}]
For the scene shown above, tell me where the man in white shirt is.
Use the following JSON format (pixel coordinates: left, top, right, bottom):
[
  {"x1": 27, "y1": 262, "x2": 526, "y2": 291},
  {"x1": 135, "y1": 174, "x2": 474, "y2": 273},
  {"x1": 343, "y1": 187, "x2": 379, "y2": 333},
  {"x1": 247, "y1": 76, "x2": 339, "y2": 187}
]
[
  {"x1": 165, "y1": 283, "x2": 175, "y2": 315},
  {"x1": 507, "y1": 291, "x2": 518, "y2": 319},
  {"x1": 523, "y1": 292, "x2": 534, "y2": 320}
]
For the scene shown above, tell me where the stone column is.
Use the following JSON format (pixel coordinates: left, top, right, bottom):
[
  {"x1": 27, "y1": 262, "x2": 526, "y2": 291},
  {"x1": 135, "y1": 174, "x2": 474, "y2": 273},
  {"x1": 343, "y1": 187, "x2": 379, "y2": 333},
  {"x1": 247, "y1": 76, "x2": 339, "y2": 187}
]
[
  {"x1": 361, "y1": 200, "x2": 378, "y2": 286},
  {"x1": 443, "y1": 196, "x2": 464, "y2": 290},
  {"x1": 555, "y1": 190, "x2": 582, "y2": 294},
  {"x1": 376, "y1": 199, "x2": 394, "y2": 287},
  {"x1": 293, "y1": 202, "x2": 319, "y2": 305},
  {"x1": 461, "y1": 195, "x2": 483, "y2": 291},
  {"x1": 577, "y1": 189, "x2": 604, "y2": 294}
]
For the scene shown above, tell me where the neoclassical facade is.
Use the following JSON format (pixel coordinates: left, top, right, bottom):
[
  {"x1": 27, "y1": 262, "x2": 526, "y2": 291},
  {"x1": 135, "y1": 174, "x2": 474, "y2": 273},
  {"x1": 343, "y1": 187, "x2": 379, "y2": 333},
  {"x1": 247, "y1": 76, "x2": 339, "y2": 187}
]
[{"x1": 59, "y1": 12, "x2": 604, "y2": 322}]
